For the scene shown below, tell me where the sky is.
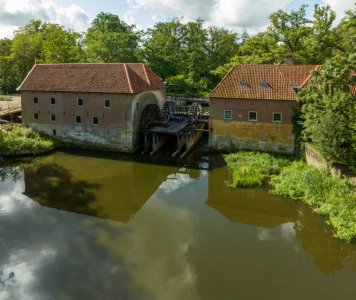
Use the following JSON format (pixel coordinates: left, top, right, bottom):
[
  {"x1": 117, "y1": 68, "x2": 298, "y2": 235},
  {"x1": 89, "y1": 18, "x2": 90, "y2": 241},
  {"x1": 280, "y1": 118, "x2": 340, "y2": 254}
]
[{"x1": 0, "y1": 0, "x2": 354, "y2": 38}]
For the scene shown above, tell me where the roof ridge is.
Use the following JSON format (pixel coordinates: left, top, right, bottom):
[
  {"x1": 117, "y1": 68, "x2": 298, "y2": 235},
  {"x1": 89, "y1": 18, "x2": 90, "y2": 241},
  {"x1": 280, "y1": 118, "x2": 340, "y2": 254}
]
[
  {"x1": 124, "y1": 63, "x2": 134, "y2": 93},
  {"x1": 208, "y1": 64, "x2": 238, "y2": 97},
  {"x1": 276, "y1": 64, "x2": 297, "y2": 97},
  {"x1": 17, "y1": 63, "x2": 37, "y2": 91},
  {"x1": 142, "y1": 64, "x2": 151, "y2": 86},
  {"x1": 300, "y1": 65, "x2": 321, "y2": 88}
]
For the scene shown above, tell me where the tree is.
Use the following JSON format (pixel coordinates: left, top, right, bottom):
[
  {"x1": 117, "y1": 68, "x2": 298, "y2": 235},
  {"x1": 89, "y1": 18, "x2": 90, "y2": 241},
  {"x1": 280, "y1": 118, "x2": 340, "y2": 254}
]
[
  {"x1": 141, "y1": 18, "x2": 186, "y2": 81},
  {"x1": 84, "y1": 12, "x2": 141, "y2": 63},
  {"x1": 298, "y1": 53, "x2": 355, "y2": 165},
  {"x1": 333, "y1": 6, "x2": 356, "y2": 56},
  {"x1": 11, "y1": 20, "x2": 44, "y2": 82},
  {"x1": 211, "y1": 32, "x2": 283, "y2": 79},
  {"x1": 41, "y1": 24, "x2": 84, "y2": 63},
  {"x1": 303, "y1": 5, "x2": 336, "y2": 64},
  {"x1": 0, "y1": 38, "x2": 17, "y2": 93},
  {"x1": 269, "y1": 5, "x2": 311, "y2": 62}
]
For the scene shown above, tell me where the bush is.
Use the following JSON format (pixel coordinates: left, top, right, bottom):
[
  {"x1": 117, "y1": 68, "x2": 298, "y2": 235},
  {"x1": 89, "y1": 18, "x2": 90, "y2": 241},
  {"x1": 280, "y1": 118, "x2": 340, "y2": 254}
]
[
  {"x1": 225, "y1": 151, "x2": 292, "y2": 176},
  {"x1": 231, "y1": 166, "x2": 263, "y2": 188},
  {"x1": 225, "y1": 151, "x2": 293, "y2": 188},
  {"x1": 270, "y1": 161, "x2": 356, "y2": 242},
  {"x1": 0, "y1": 125, "x2": 54, "y2": 156}
]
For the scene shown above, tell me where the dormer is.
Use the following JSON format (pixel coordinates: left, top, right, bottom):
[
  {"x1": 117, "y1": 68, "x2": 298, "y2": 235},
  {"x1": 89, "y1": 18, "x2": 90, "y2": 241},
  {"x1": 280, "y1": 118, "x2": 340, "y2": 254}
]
[
  {"x1": 240, "y1": 80, "x2": 249, "y2": 88},
  {"x1": 260, "y1": 81, "x2": 270, "y2": 88}
]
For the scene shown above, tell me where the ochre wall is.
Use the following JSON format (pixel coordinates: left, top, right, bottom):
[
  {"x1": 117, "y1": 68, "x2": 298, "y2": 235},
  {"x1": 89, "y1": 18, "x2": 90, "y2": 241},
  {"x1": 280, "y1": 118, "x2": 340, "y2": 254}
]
[{"x1": 209, "y1": 98, "x2": 298, "y2": 153}]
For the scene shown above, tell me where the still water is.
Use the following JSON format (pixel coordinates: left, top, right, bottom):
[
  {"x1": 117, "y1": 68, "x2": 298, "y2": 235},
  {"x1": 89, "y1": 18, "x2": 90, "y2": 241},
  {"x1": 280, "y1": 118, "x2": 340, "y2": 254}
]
[{"x1": 0, "y1": 151, "x2": 355, "y2": 300}]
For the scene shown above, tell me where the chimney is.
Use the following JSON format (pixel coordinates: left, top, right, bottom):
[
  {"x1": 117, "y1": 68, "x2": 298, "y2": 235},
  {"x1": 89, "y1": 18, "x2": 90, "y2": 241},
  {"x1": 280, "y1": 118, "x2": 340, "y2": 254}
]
[{"x1": 284, "y1": 58, "x2": 296, "y2": 65}]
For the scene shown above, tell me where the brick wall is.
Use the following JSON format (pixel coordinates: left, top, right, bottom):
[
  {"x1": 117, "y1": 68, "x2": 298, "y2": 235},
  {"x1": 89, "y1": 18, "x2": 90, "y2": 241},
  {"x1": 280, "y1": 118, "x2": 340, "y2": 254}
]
[
  {"x1": 209, "y1": 98, "x2": 299, "y2": 124},
  {"x1": 209, "y1": 98, "x2": 298, "y2": 153},
  {"x1": 21, "y1": 91, "x2": 132, "y2": 129}
]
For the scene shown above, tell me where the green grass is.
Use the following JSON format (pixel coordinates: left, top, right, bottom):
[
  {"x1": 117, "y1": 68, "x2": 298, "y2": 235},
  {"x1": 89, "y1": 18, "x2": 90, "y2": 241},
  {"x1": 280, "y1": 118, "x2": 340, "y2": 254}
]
[
  {"x1": 0, "y1": 125, "x2": 54, "y2": 156},
  {"x1": 270, "y1": 161, "x2": 356, "y2": 242},
  {"x1": 225, "y1": 151, "x2": 293, "y2": 187}
]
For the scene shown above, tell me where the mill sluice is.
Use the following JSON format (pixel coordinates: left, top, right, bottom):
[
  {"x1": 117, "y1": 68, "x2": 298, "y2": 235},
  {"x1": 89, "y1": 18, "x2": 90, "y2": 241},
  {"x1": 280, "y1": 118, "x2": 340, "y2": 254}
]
[{"x1": 141, "y1": 100, "x2": 209, "y2": 158}]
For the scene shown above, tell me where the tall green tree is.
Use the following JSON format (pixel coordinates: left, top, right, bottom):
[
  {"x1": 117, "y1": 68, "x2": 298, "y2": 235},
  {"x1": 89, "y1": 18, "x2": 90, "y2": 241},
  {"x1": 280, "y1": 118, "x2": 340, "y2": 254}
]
[
  {"x1": 84, "y1": 12, "x2": 141, "y2": 62},
  {"x1": 141, "y1": 18, "x2": 185, "y2": 81},
  {"x1": 41, "y1": 24, "x2": 84, "y2": 63},
  {"x1": 304, "y1": 5, "x2": 336, "y2": 64},
  {"x1": 268, "y1": 5, "x2": 311, "y2": 62},
  {"x1": 298, "y1": 53, "x2": 355, "y2": 165},
  {"x1": 0, "y1": 38, "x2": 17, "y2": 93},
  {"x1": 11, "y1": 20, "x2": 44, "y2": 81}
]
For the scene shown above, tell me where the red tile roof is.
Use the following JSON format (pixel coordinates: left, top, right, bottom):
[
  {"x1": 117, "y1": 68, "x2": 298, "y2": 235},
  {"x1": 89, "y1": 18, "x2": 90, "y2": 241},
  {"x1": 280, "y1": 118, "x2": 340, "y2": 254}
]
[
  {"x1": 18, "y1": 63, "x2": 164, "y2": 94},
  {"x1": 209, "y1": 64, "x2": 319, "y2": 101}
]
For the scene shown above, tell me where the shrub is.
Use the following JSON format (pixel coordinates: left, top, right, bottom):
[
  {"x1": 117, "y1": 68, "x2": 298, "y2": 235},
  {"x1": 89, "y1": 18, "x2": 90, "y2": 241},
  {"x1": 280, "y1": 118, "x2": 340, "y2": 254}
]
[
  {"x1": 270, "y1": 161, "x2": 356, "y2": 242},
  {"x1": 0, "y1": 125, "x2": 54, "y2": 156},
  {"x1": 225, "y1": 151, "x2": 292, "y2": 176},
  {"x1": 231, "y1": 166, "x2": 262, "y2": 188}
]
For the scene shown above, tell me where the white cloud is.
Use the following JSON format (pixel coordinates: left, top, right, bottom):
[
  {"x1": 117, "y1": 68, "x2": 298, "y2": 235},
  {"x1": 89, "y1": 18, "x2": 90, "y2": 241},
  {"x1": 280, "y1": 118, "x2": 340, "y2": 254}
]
[
  {"x1": 0, "y1": 0, "x2": 90, "y2": 38},
  {"x1": 322, "y1": 0, "x2": 355, "y2": 22},
  {"x1": 127, "y1": 0, "x2": 294, "y2": 31}
]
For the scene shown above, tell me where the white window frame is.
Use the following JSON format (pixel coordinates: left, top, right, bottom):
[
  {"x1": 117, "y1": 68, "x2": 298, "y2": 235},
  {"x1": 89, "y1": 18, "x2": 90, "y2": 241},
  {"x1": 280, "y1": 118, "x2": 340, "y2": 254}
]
[
  {"x1": 33, "y1": 113, "x2": 39, "y2": 120},
  {"x1": 248, "y1": 111, "x2": 258, "y2": 122},
  {"x1": 92, "y1": 116, "x2": 99, "y2": 125},
  {"x1": 77, "y1": 98, "x2": 84, "y2": 106},
  {"x1": 104, "y1": 99, "x2": 111, "y2": 108},
  {"x1": 50, "y1": 113, "x2": 56, "y2": 122},
  {"x1": 224, "y1": 110, "x2": 232, "y2": 120},
  {"x1": 75, "y1": 115, "x2": 81, "y2": 124},
  {"x1": 33, "y1": 97, "x2": 38, "y2": 104},
  {"x1": 273, "y1": 112, "x2": 283, "y2": 123}
]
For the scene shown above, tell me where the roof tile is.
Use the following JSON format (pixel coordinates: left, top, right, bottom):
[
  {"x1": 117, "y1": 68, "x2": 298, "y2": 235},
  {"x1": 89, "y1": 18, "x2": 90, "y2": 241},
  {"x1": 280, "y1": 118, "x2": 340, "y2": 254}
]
[
  {"x1": 18, "y1": 63, "x2": 164, "y2": 94},
  {"x1": 209, "y1": 64, "x2": 318, "y2": 101}
]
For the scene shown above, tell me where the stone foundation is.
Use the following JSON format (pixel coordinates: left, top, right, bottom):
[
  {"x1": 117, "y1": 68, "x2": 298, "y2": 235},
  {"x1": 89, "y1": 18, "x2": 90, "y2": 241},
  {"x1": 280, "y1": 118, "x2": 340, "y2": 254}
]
[{"x1": 29, "y1": 123, "x2": 134, "y2": 152}]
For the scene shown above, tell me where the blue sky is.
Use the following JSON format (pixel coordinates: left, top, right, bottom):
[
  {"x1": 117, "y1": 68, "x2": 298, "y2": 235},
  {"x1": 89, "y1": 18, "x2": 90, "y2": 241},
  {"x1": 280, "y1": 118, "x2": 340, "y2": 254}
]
[{"x1": 0, "y1": 0, "x2": 354, "y2": 38}]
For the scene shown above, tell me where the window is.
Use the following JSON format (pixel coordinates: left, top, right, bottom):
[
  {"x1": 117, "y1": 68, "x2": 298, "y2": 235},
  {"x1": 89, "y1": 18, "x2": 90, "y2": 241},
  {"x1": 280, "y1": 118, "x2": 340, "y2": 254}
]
[
  {"x1": 33, "y1": 113, "x2": 39, "y2": 120},
  {"x1": 50, "y1": 114, "x2": 56, "y2": 122},
  {"x1": 240, "y1": 80, "x2": 249, "y2": 88},
  {"x1": 261, "y1": 81, "x2": 270, "y2": 88},
  {"x1": 52, "y1": 129, "x2": 56, "y2": 136},
  {"x1": 75, "y1": 115, "x2": 81, "y2": 123},
  {"x1": 77, "y1": 98, "x2": 84, "y2": 106},
  {"x1": 33, "y1": 97, "x2": 38, "y2": 104},
  {"x1": 248, "y1": 111, "x2": 257, "y2": 122},
  {"x1": 292, "y1": 84, "x2": 300, "y2": 93},
  {"x1": 92, "y1": 116, "x2": 99, "y2": 125},
  {"x1": 50, "y1": 97, "x2": 56, "y2": 105},
  {"x1": 273, "y1": 112, "x2": 282, "y2": 123},
  {"x1": 224, "y1": 110, "x2": 232, "y2": 120},
  {"x1": 104, "y1": 99, "x2": 111, "y2": 108}
]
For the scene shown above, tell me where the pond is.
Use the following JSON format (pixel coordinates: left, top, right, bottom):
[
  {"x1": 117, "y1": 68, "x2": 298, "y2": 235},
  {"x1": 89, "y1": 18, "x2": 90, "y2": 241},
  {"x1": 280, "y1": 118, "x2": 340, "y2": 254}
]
[{"x1": 0, "y1": 151, "x2": 355, "y2": 300}]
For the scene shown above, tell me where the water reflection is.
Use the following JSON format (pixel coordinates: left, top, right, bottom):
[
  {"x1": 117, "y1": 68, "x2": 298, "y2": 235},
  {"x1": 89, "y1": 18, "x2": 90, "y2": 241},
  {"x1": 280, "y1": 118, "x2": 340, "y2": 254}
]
[
  {"x1": 0, "y1": 152, "x2": 355, "y2": 300},
  {"x1": 22, "y1": 153, "x2": 173, "y2": 223},
  {"x1": 207, "y1": 164, "x2": 356, "y2": 276}
]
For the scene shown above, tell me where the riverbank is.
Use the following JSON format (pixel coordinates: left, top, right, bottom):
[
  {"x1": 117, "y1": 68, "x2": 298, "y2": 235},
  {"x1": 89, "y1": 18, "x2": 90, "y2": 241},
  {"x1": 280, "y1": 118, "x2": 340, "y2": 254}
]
[
  {"x1": 0, "y1": 125, "x2": 55, "y2": 157},
  {"x1": 225, "y1": 151, "x2": 356, "y2": 242}
]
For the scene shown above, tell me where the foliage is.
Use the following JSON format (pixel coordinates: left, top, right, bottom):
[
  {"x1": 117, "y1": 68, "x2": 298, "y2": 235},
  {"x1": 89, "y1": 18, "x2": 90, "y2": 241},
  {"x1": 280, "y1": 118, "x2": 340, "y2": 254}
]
[
  {"x1": 84, "y1": 12, "x2": 141, "y2": 63},
  {"x1": 298, "y1": 53, "x2": 356, "y2": 165},
  {"x1": 0, "y1": 125, "x2": 54, "y2": 156},
  {"x1": 270, "y1": 161, "x2": 356, "y2": 242},
  {"x1": 225, "y1": 151, "x2": 292, "y2": 175},
  {"x1": 231, "y1": 166, "x2": 262, "y2": 188}
]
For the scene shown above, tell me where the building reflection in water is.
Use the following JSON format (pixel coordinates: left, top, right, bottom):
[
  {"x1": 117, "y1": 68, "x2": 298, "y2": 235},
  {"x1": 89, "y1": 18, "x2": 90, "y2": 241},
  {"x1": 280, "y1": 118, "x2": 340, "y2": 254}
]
[{"x1": 22, "y1": 152, "x2": 174, "y2": 223}]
